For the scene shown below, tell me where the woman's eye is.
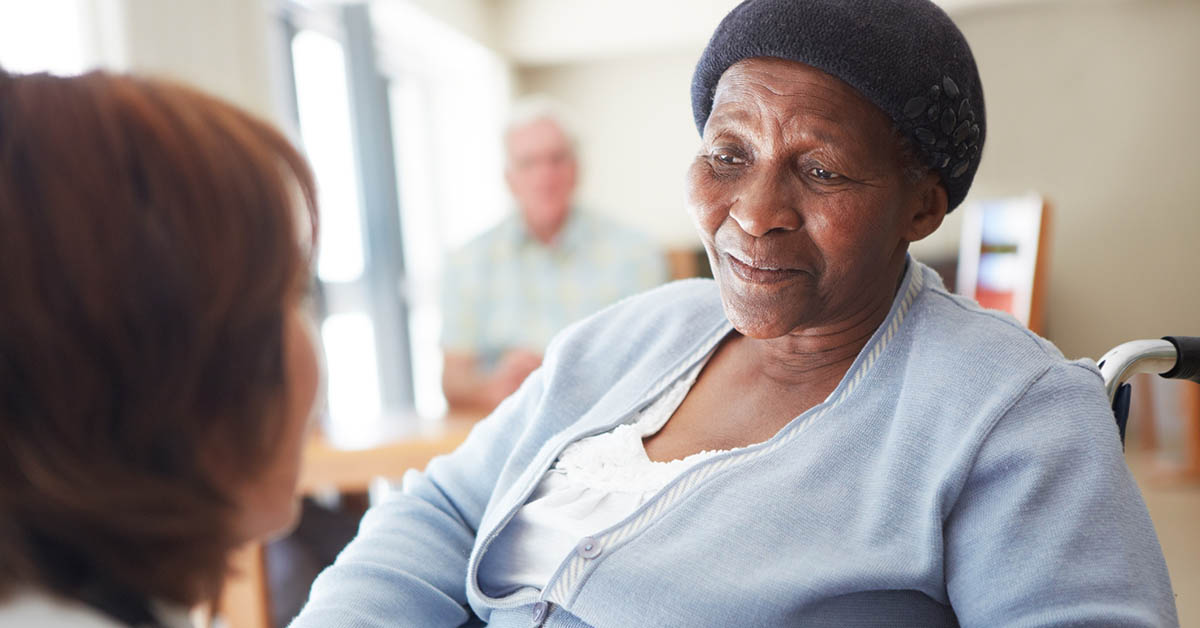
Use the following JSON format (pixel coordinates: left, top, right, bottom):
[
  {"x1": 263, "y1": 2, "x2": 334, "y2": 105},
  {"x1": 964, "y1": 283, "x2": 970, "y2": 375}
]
[
  {"x1": 713, "y1": 151, "x2": 745, "y2": 165},
  {"x1": 810, "y1": 167, "x2": 840, "y2": 180}
]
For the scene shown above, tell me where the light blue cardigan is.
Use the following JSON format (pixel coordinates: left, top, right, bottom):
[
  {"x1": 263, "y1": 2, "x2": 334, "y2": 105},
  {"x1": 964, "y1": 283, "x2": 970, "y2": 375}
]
[{"x1": 292, "y1": 260, "x2": 1177, "y2": 627}]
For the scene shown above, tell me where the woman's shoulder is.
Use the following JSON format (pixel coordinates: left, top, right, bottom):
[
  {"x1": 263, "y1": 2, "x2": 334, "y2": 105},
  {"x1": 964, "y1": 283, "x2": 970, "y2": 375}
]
[
  {"x1": 898, "y1": 264, "x2": 1111, "y2": 443},
  {"x1": 909, "y1": 265, "x2": 1085, "y2": 375},
  {"x1": 533, "y1": 279, "x2": 726, "y2": 407},
  {"x1": 549, "y1": 278, "x2": 725, "y2": 355},
  {"x1": 0, "y1": 589, "x2": 194, "y2": 628},
  {"x1": 0, "y1": 590, "x2": 126, "y2": 627}
]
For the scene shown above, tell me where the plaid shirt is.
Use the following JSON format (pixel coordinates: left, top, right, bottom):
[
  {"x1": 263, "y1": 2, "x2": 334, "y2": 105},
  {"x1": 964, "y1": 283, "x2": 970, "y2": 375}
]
[{"x1": 441, "y1": 210, "x2": 668, "y2": 366}]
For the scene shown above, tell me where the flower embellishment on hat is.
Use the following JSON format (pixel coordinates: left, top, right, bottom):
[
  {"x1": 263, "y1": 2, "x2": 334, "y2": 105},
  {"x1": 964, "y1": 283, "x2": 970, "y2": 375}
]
[{"x1": 902, "y1": 76, "x2": 981, "y2": 179}]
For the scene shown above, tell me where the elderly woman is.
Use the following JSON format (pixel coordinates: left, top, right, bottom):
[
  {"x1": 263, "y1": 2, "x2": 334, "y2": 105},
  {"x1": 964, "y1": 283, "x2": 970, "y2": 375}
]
[
  {"x1": 0, "y1": 69, "x2": 320, "y2": 626},
  {"x1": 294, "y1": 1, "x2": 1176, "y2": 626}
]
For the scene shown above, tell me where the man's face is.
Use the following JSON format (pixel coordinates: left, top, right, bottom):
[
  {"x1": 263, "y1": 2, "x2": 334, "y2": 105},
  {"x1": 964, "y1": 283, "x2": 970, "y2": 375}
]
[{"x1": 505, "y1": 117, "x2": 577, "y2": 239}]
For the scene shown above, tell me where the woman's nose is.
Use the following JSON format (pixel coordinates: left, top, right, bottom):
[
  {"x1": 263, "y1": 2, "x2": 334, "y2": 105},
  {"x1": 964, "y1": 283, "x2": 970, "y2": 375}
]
[{"x1": 727, "y1": 168, "x2": 803, "y2": 237}]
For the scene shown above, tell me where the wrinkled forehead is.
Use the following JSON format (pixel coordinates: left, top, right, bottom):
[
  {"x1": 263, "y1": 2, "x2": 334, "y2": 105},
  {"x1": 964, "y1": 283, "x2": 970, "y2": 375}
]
[{"x1": 707, "y1": 58, "x2": 896, "y2": 144}]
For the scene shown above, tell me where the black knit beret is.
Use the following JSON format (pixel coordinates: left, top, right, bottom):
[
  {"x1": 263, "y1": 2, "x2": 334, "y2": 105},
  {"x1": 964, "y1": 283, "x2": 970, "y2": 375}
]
[{"x1": 692, "y1": 0, "x2": 985, "y2": 210}]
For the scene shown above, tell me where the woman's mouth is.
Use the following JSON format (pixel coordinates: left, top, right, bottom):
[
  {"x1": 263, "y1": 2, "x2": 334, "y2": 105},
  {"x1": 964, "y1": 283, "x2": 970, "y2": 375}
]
[{"x1": 724, "y1": 253, "x2": 804, "y2": 285}]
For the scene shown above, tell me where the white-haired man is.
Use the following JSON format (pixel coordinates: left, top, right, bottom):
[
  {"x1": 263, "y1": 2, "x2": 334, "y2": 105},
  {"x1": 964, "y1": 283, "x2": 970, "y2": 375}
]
[{"x1": 441, "y1": 99, "x2": 668, "y2": 411}]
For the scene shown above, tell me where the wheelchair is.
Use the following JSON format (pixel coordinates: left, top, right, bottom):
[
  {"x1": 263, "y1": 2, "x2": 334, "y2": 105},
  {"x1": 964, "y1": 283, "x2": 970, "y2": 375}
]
[{"x1": 1099, "y1": 336, "x2": 1200, "y2": 445}]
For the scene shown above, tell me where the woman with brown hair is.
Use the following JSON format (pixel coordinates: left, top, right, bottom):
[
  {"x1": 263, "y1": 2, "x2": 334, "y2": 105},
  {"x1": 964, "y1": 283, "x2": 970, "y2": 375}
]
[{"x1": 0, "y1": 67, "x2": 321, "y2": 626}]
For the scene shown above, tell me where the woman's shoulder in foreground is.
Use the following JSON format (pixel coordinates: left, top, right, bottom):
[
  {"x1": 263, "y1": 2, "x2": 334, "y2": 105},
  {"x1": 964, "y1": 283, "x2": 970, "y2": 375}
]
[
  {"x1": 0, "y1": 590, "x2": 124, "y2": 627},
  {"x1": 0, "y1": 590, "x2": 194, "y2": 628}
]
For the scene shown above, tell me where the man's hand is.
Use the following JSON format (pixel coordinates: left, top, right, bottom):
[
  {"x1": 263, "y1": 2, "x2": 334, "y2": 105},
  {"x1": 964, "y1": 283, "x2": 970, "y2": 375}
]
[
  {"x1": 485, "y1": 349, "x2": 542, "y2": 408},
  {"x1": 443, "y1": 349, "x2": 542, "y2": 414}
]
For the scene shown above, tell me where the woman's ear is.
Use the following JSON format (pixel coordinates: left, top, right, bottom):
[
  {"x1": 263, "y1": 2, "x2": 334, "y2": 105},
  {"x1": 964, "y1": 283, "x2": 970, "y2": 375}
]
[{"x1": 904, "y1": 172, "x2": 948, "y2": 243}]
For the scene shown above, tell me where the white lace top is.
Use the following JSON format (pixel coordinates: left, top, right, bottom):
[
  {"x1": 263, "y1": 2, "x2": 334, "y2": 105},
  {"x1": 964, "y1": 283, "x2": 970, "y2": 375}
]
[{"x1": 478, "y1": 347, "x2": 728, "y2": 600}]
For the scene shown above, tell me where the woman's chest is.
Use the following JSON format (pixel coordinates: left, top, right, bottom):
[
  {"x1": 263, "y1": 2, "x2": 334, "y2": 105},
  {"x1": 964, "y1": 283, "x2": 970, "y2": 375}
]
[
  {"x1": 481, "y1": 407, "x2": 961, "y2": 622},
  {"x1": 494, "y1": 447, "x2": 957, "y2": 627},
  {"x1": 641, "y1": 359, "x2": 836, "y2": 462}
]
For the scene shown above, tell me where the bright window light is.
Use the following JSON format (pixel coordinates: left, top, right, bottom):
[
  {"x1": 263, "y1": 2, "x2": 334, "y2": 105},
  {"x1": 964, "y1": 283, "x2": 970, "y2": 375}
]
[
  {"x1": 375, "y1": 1, "x2": 512, "y2": 418},
  {"x1": 292, "y1": 29, "x2": 366, "y2": 284},
  {"x1": 320, "y1": 313, "x2": 383, "y2": 443},
  {"x1": 0, "y1": 0, "x2": 89, "y2": 75},
  {"x1": 391, "y1": 79, "x2": 446, "y2": 418}
]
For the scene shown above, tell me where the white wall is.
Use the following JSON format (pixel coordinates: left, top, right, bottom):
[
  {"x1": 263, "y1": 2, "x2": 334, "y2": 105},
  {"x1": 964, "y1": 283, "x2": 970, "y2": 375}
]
[
  {"x1": 398, "y1": 0, "x2": 500, "y2": 51},
  {"x1": 520, "y1": 0, "x2": 1200, "y2": 359},
  {"x1": 948, "y1": 0, "x2": 1200, "y2": 359},
  {"x1": 519, "y1": 51, "x2": 705, "y2": 247},
  {"x1": 495, "y1": 0, "x2": 735, "y2": 65},
  {"x1": 116, "y1": 0, "x2": 281, "y2": 124},
  {"x1": 493, "y1": 0, "x2": 1048, "y2": 66}
]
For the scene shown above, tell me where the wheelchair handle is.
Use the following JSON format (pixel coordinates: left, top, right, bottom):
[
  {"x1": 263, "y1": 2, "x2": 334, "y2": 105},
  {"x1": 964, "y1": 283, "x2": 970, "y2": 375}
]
[
  {"x1": 1161, "y1": 336, "x2": 1200, "y2": 384},
  {"x1": 1098, "y1": 336, "x2": 1200, "y2": 404}
]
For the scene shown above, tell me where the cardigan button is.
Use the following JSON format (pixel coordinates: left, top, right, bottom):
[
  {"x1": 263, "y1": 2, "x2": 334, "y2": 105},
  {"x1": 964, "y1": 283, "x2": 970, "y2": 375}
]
[
  {"x1": 577, "y1": 536, "x2": 603, "y2": 559},
  {"x1": 531, "y1": 601, "x2": 550, "y2": 626}
]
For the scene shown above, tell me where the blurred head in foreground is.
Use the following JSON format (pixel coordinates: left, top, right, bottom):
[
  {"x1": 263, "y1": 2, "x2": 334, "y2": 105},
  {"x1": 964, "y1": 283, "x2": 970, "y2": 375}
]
[{"x1": 0, "y1": 68, "x2": 320, "y2": 624}]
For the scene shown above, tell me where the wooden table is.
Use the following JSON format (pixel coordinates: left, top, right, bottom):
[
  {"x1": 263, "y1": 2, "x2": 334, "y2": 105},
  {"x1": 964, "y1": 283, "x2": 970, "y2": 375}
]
[
  {"x1": 298, "y1": 418, "x2": 479, "y2": 495},
  {"x1": 218, "y1": 416, "x2": 479, "y2": 628}
]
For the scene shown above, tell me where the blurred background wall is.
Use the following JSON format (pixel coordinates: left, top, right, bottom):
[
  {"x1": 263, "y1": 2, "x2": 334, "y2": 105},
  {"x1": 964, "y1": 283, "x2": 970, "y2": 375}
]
[{"x1": 944, "y1": 0, "x2": 1200, "y2": 361}]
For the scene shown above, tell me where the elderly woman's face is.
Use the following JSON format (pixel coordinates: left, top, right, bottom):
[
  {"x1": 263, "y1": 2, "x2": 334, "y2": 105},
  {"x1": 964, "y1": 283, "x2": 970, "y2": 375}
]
[{"x1": 688, "y1": 57, "x2": 940, "y2": 339}]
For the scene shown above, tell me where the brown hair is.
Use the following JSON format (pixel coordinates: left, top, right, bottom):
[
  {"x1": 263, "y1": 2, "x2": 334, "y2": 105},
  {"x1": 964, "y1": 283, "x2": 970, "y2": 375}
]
[{"x1": 0, "y1": 69, "x2": 317, "y2": 620}]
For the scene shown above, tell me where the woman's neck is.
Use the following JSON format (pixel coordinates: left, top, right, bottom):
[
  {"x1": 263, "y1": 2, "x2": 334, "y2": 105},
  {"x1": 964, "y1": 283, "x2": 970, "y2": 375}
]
[{"x1": 741, "y1": 260, "x2": 907, "y2": 390}]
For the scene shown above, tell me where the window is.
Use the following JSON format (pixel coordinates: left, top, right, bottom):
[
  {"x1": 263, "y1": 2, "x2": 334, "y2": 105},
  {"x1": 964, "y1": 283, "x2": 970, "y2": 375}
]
[
  {"x1": 373, "y1": 1, "x2": 512, "y2": 418},
  {"x1": 284, "y1": 3, "x2": 415, "y2": 446},
  {"x1": 292, "y1": 29, "x2": 367, "y2": 285},
  {"x1": 283, "y1": 0, "x2": 511, "y2": 430},
  {"x1": 0, "y1": 0, "x2": 93, "y2": 75}
]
